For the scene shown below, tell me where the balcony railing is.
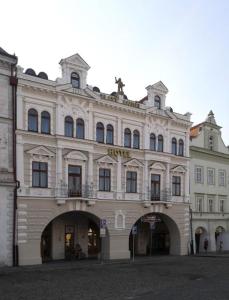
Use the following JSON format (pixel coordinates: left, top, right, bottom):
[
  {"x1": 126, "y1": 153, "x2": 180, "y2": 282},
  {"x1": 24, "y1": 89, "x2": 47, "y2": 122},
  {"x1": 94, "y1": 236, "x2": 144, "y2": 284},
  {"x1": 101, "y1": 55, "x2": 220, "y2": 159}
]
[
  {"x1": 150, "y1": 189, "x2": 172, "y2": 202},
  {"x1": 55, "y1": 184, "x2": 95, "y2": 199}
]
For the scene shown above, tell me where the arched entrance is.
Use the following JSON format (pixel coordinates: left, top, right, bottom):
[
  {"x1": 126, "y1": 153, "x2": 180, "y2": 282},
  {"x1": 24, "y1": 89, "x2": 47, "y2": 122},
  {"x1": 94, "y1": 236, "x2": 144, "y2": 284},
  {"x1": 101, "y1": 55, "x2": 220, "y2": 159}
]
[
  {"x1": 195, "y1": 227, "x2": 208, "y2": 253},
  {"x1": 215, "y1": 226, "x2": 226, "y2": 251},
  {"x1": 41, "y1": 211, "x2": 109, "y2": 263},
  {"x1": 129, "y1": 213, "x2": 180, "y2": 256}
]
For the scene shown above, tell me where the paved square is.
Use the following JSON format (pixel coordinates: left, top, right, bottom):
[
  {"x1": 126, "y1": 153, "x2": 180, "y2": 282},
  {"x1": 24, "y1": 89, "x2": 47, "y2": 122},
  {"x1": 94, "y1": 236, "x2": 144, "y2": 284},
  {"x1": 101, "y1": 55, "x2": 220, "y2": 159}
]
[{"x1": 0, "y1": 256, "x2": 229, "y2": 300}]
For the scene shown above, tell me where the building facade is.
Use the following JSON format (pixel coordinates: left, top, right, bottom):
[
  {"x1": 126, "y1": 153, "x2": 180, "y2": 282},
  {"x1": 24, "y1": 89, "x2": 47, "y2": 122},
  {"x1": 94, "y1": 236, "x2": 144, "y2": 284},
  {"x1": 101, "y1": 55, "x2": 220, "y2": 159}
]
[
  {"x1": 190, "y1": 111, "x2": 229, "y2": 253},
  {"x1": 0, "y1": 47, "x2": 17, "y2": 266},
  {"x1": 15, "y1": 53, "x2": 192, "y2": 265}
]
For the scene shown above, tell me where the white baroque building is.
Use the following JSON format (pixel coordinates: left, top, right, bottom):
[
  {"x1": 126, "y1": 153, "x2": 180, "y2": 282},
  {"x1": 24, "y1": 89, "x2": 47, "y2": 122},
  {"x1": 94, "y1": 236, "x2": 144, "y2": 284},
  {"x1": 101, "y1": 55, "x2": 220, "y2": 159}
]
[
  {"x1": 0, "y1": 47, "x2": 17, "y2": 266},
  {"x1": 15, "y1": 53, "x2": 192, "y2": 265},
  {"x1": 190, "y1": 111, "x2": 229, "y2": 253}
]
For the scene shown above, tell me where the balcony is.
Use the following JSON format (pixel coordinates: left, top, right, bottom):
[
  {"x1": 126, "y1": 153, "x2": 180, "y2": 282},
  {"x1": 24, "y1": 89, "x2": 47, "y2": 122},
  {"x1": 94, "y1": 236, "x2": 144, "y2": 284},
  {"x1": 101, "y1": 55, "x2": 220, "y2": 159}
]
[
  {"x1": 150, "y1": 189, "x2": 172, "y2": 202},
  {"x1": 55, "y1": 184, "x2": 95, "y2": 199}
]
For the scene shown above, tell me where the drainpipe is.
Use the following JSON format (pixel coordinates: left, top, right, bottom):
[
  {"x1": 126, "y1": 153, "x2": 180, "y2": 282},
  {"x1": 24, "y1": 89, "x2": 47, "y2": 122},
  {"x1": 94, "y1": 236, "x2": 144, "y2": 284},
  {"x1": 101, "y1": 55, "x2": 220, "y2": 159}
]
[
  {"x1": 189, "y1": 206, "x2": 194, "y2": 254},
  {"x1": 10, "y1": 59, "x2": 19, "y2": 266}
]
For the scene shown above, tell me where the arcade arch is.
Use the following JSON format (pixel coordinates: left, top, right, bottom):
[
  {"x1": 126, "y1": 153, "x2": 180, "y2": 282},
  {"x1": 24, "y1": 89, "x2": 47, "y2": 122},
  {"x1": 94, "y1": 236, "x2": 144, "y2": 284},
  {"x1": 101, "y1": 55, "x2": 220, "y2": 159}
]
[
  {"x1": 129, "y1": 213, "x2": 181, "y2": 256},
  {"x1": 41, "y1": 211, "x2": 109, "y2": 263}
]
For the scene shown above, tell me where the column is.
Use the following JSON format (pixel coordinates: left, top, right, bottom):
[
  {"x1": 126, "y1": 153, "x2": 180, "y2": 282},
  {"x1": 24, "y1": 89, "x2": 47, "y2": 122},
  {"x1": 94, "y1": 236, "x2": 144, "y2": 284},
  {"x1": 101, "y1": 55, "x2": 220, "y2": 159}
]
[
  {"x1": 17, "y1": 87, "x2": 23, "y2": 130},
  {"x1": 143, "y1": 160, "x2": 149, "y2": 201},
  {"x1": 166, "y1": 162, "x2": 170, "y2": 196},
  {"x1": 16, "y1": 135, "x2": 24, "y2": 186},
  {"x1": 143, "y1": 123, "x2": 149, "y2": 149},
  {"x1": 56, "y1": 147, "x2": 62, "y2": 186},
  {"x1": 185, "y1": 161, "x2": 190, "y2": 202},
  {"x1": 116, "y1": 156, "x2": 122, "y2": 199},
  {"x1": 88, "y1": 152, "x2": 93, "y2": 185},
  {"x1": 117, "y1": 117, "x2": 122, "y2": 146},
  {"x1": 88, "y1": 103, "x2": 94, "y2": 140},
  {"x1": 186, "y1": 131, "x2": 190, "y2": 157}
]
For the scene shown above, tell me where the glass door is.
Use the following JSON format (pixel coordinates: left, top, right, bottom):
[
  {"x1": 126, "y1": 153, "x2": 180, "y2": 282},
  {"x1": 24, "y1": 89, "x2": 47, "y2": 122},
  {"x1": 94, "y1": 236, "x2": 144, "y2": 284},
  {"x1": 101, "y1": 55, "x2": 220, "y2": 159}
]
[
  {"x1": 68, "y1": 165, "x2": 82, "y2": 197},
  {"x1": 151, "y1": 174, "x2": 160, "y2": 201}
]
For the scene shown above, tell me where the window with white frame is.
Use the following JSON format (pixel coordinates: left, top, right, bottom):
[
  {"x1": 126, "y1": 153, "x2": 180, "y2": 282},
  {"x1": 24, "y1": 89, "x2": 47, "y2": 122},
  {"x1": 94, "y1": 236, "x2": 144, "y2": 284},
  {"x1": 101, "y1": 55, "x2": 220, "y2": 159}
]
[
  {"x1": 207, "y1": 168, "x2": 215, "y2": 185},
  {"x1": 196, "y1": 196, "x2": 203, "y2": 212},
  {"x1": 219, "y1": 199, "x2": 224, "y2": 213},
  {"x1": 99, "y1": 168, "x2": 111, "y2": 192},
  {"x1": 218, "y1": 170, "x2": 226, "y2": 187},
  {"x1": 195, "y1": 166, "x2": 204, "y2": 183},
  {"x1": 208, "y1": 198, "x2": 214, "y2": 213}
]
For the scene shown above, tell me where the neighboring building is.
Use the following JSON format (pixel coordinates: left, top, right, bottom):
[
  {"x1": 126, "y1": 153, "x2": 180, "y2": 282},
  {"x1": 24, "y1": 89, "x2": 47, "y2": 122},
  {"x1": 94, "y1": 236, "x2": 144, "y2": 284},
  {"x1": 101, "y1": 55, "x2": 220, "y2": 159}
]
[
  {"x1": 0, "y1": 47, "x2": 17, "y2": 266},
  {"x1": 190, "y1": 111, "x2": 229, "y2": 253},
  {"x1": 16, "y1": 53, "x2": 192, "y2": 265}
]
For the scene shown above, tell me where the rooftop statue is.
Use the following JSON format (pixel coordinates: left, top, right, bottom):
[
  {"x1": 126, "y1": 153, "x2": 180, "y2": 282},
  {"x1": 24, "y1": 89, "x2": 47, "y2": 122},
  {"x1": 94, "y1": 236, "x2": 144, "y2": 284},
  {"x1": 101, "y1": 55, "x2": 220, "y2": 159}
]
[{"x1": 115, "y1": 77, "x2": 125, "y2": 95}]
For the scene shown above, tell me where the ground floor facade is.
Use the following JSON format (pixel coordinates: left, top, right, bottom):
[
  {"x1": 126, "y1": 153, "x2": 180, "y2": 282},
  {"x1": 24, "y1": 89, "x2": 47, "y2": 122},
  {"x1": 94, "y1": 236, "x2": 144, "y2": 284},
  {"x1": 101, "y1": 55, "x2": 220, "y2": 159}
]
[
  {"x1": 17, "y1": 197, "x2": 190, "y2": 265},
  {"x1": 192, "y1": 215, "x2": 229, "y2": 253},
  {"x1": 0, "y1": 185, "x2": 14, "y2": 266}
]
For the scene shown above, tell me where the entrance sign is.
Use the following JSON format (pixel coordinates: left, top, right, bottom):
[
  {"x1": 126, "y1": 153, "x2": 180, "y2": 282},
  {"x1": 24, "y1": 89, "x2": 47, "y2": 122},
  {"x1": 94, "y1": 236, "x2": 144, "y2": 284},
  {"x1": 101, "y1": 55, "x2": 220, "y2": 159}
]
[
  {"x1": 100, "y1": 219, "x2": 107, "y2": 229},
  {"x1": 108, "y1": 148, "x2": 130, "y2": 158},
  {"x1": 141, "y1": 215, "x2": 161, "y2": 224}
]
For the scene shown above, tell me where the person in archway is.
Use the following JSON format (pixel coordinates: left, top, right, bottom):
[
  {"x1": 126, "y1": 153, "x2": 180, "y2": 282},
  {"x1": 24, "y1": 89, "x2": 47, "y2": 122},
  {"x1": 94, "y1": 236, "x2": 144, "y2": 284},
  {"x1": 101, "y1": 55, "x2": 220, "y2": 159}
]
[
  {"x1": 204, "y1": 238, "x2": 208, "y2": 254},
  {"x1": 75, "y1": 243, "x2": 83, "y2": 259},
  {"x1": 219, "y1": 240, "x2": 223, "y2": 253}
]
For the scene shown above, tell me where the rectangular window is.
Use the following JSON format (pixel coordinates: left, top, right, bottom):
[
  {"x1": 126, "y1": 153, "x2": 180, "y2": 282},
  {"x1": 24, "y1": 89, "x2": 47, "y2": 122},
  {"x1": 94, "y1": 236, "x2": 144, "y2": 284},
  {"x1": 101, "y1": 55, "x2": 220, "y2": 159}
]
[
  {"x1": 195, "y1": 166, "x2": 203, "y2": 183},
  {"x1": 219, "y1": 200, "x2": 224, "y2": 213},
  {"x1": 32, "y1": 161, "x2": 48, "y2": 188},
  {"x1": 172, "y1": 176, "x2": 181, "y2": 196},
  {"x1": 208, "y1": 198, "x2": 213, "y2": 213},
  {"x1": 196, "y1": 197, "x2": 203, "y2": 212},
  {"x1": 99, "y1": 168, "x2": 111, "y2": 192},
  {"x1": 207, "y1": 168, "x2": 215, "y2": 185},
  {"x1": 126, "y1": 171, "x2": 137, "y2": 193},
  {"x1": 219, "y1": 170, "x2": 226, "y2": 187}
]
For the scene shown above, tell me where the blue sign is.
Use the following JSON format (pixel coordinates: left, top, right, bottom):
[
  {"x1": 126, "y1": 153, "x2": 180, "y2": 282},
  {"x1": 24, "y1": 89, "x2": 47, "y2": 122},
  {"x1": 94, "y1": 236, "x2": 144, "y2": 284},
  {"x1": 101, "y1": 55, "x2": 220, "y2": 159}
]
[
  {"x1": 100, "y1": 219, "x2": 107, "y2": 229},
  {"x1": 132, "y1": 225, "x2": 137, "y2": 235}
]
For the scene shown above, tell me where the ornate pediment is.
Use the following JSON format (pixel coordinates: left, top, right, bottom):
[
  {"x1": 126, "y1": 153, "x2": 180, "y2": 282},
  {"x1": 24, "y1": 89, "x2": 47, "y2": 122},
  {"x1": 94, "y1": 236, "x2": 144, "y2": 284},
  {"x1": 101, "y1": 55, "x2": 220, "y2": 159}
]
[
  {"x1": 26, "y1": 146, "x2": 55, "y2": 157},
  {"x1": 124, "y1": 158, "x2": 144, "y2": 168},
  {"x1": 97, "y1": 155, "x2": 117, "y2": 165},
  {"x1": 60, "y1": 53, "x2": 90, "y2": 71},
  {"x1": 171, "y1": 165, "x2": 186, "y2": 173},
  {"x1": 152, "y1": 81, "x2": 168, "y2": 94},
  {"x1": 64, "y1": 150, "x2": 87, "y2": 161},
  {"x1": 149, "y1": 162, "x2": 166, "y2": 171}
]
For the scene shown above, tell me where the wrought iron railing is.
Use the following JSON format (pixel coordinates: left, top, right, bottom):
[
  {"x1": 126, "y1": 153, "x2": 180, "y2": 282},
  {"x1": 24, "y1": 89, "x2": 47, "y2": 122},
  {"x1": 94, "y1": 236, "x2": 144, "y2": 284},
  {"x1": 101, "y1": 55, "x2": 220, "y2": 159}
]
[
  {"x1": 55, "y1": 183, "x2": 95, "y2": 199},
  {"x1": 150, "y1": 189, "x2": 172, "y2": 202}
]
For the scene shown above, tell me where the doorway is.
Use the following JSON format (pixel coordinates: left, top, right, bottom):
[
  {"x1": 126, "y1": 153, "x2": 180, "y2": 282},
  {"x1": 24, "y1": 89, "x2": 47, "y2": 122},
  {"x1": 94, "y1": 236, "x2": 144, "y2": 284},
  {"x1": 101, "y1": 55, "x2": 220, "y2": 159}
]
[{"x1": 68, "y1": 165, "x2": 82, "y2": 197}]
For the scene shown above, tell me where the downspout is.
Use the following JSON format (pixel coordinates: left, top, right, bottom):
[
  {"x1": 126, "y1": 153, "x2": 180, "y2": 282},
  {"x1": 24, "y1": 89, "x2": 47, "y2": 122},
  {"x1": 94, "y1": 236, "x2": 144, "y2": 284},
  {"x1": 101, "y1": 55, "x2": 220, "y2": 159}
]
[{"x1": 10, "y1": 59, "x2": 19, "y2": 266}]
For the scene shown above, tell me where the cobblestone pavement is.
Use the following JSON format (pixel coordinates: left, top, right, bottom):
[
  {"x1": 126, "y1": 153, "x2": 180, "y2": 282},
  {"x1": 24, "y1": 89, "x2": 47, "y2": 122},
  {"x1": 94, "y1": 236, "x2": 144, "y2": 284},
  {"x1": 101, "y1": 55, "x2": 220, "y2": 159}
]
[{"x1": 0, "y1": 256, "x2": 229, "y2": 300}]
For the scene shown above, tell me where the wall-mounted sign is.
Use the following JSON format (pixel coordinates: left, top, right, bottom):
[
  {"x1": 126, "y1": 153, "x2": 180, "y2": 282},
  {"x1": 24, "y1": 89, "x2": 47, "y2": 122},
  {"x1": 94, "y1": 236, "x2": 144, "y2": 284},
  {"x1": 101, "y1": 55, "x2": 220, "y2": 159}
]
[{"x1": 108, "y1": 148, "x2": 131, "y2": 158}]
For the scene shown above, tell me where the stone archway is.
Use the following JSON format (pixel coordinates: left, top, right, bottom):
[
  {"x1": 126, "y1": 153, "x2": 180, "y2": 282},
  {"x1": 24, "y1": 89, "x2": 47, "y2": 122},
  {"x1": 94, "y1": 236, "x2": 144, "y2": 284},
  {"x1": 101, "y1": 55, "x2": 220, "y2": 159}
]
[
  {"x1": 129, "y1": 212, "x2": 181, "y2": 256},
  {"x1": 41, "y1": 211, "x2": 110, "y2": 263},
  {"x1": 195, "y1": 226, "x2": 208, "y2": 253}
]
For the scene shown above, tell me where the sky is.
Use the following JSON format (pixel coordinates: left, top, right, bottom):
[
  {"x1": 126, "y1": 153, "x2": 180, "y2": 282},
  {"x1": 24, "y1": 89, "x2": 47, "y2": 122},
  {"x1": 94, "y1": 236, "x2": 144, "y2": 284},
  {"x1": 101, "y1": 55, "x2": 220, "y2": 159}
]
[{"x1": 1, "y1": 0, "x2": 229, "y2": 144}]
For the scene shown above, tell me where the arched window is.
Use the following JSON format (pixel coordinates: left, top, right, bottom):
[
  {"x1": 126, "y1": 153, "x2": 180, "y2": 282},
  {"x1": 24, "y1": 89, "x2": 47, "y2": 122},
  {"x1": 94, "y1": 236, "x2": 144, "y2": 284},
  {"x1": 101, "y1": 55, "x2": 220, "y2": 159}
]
[
  {"x1": 65, "y1": 116, "x2": 73, "y2": 137},
  {"x1": 76, "y1": 118, "x2": 84, "y2": 139},
  {"x1": 150, "y1": 133, "x2": 156, "y2": 151},
  {"x1": 133, "y1": 130, "x2": 140, "y2": 149},
  {"x1": 71, "y1": 72, "x2": 80, "y2": 88},
  {"x1": 154, "y1": 95, "x2": 161, "y2": 109},
  {"x1": 28, "y1": 108, "x2": 38, "y2": 132},
  {"x1": 172, "y1": 138, "x2": 177, "y2": 155},
  {"x1": 124, "y1": 128, "x2": 131, "y2": 148},
  {"x1": 106, "y1": 124, "x2": 114, "y2": 145},
  {"x1": 96, "y1": 122, "x2": 104, "y2": 143},
  {"x1": 157, "y1": 135, "x2": 163, "y2": 152},
  {"x1": 178, "y1": 139, "x2": 184, "y2": 156},
  {"x1": 41, "y1": 111, "x2": 50, "y2": 134}
]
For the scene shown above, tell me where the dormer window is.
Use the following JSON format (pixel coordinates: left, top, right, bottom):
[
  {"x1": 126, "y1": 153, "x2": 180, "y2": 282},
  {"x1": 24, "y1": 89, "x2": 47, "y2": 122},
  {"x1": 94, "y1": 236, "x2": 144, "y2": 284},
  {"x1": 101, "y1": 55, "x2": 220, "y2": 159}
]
[
  {"x1": 154, "y1": 95, "x2": 161, "y2": 109},
  {"x1": 71, "y1": 72, "x2": 80, "y2": 88}
]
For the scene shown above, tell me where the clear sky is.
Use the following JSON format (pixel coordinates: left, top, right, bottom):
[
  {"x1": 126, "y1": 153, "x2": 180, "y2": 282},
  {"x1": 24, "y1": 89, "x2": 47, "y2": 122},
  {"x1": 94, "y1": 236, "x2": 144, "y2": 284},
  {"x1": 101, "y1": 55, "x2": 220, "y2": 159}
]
[{"x1": 1, "y1": 0, "x2": 229, "y2": 145}]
